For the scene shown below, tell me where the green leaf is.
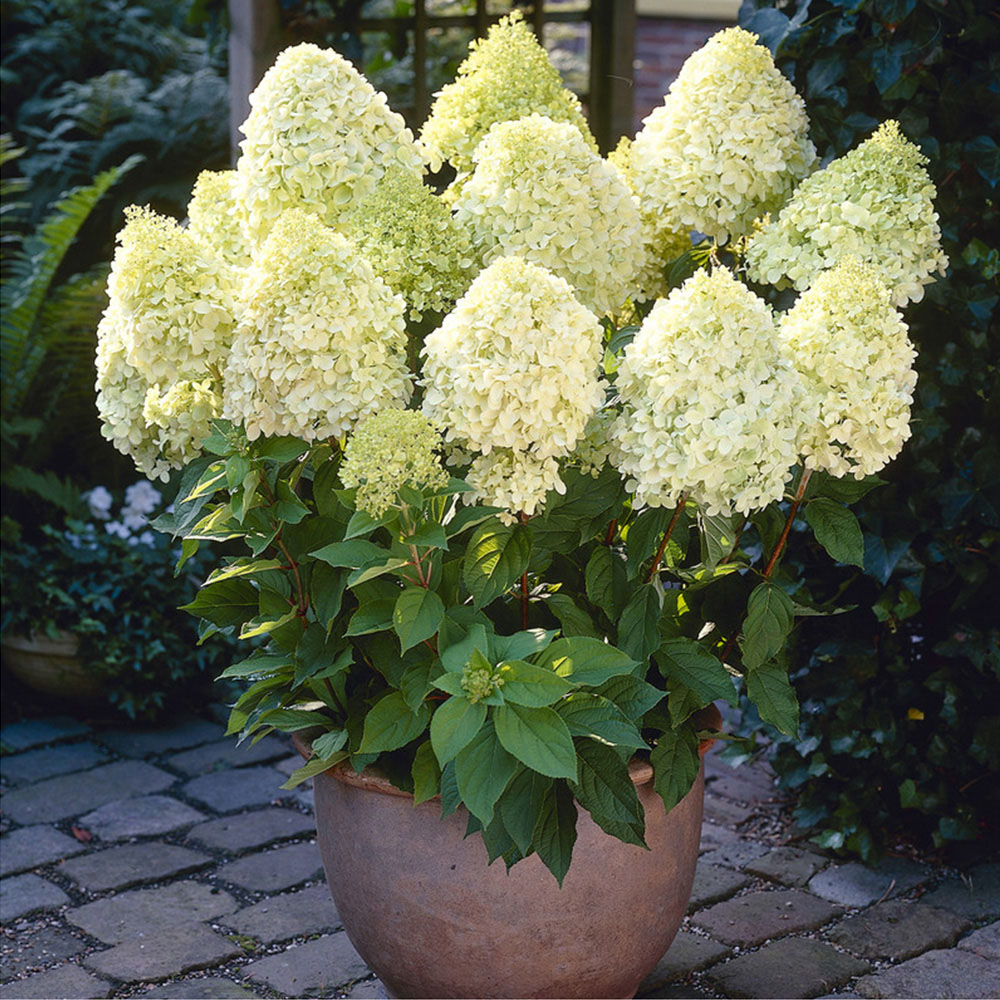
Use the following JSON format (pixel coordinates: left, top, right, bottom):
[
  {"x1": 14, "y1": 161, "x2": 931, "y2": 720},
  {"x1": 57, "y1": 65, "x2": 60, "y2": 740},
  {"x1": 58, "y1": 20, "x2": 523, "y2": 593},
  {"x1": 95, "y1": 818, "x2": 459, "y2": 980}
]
[
  {"x1": 494, "y1": 660, "x2": 575, "y2": 707},
  {"x1": 454, "y1": 721, "x2": 519, "y2": 824},
  {"x1": 742, "y1": 583, "x2": 795, "y2": 671},
  {"x1": 345, "y1": 599, "x2": 397, "y2": 636},
  {"x1": 498, "y1": 768, "x2": 552, "y2": 855},
  {"x1": 650, "y1": 725, "x2": 701, "y2": 813},
  {"x1": 546, "y1": 593, "x2": 602, "y2": 638},
  {"x1": 218, "y1": 651, "x2": 294, "y2": 680},
  {"x1": 432, "y1": 672, "x2": 467, "y2": 697},
  {"x1": 593, "y1": 675, "x2": 665, "y2": 721},
  {"x1": 254, "y1": 435, "x2": 310, "y2": 463},
  {"x1": 585, "y1": 546, "x2": 626, "y2": 616},
  {"x1": 805, "y1": 499, "x2": 865, "y2": 568},
  {"x1": 491, "y1": 629, "x2": 557, "y2": 663},
  {"x1": 348, "y1": 556, "x2": 411, "y2": 587},
  {"x1": 258, "y1": 708, "x2": 332, "y2": 732},
  {"x1": 663, "y1": 679, "x2": 705, "y2": 729},
  {"x1": 359, "y1": 691, "x2": 431, "y2": 753},
  {"x1": 313, "y1": 730, "x2": 349, "y2": 759},
  {"x1": 412, "y1": 740, "x2": 442, "y2": 805},
  {"x1": 311, "y1": 539, "x2": 385, "y2": 569},
  {"x1": 535, "y1": 636, "x2": 638, "y2": 686},
  {"x1": 625, "y1": 507, "x2": 674, "y2": 578},
  {"x1": 699, "y1": 509, "x2": 737, "y2": 569},
  {"x1": 344, "y1": 508, "x2": 395, "y2": 539},
  {"x1": 310, "y1": 562, "x2": 348, "y2": 631},
  {"x1": 207, "y1": 558, "x2": 283, "y2": 584},
  {"x1": 746, "y1": 662, "x2": 799, "y2": 736},
  {"x1": 406, "y1": 521, "x2": 448, "y2": 550},
  {"x1": 438, "y1": 621, "x2": 490, "y2": 674},
  {"x1": 570, "y1": 740, "x2": 645, "y2": 845},
  {"x1": 806, "y1": 471, "x2": 886, "y2": 505},
  {"x1": 555, "y1": 693, "x2": 647, "y2": 750},
  {"x1": 180, "y1": 579, "x2": 258, "y2": 628},
  {"x1": 656, "y1": 638, "x2": 736, "y2": 706},
  {"x1": 493, "y1": 704, "x2": 577, "y2": 780},
  {"x1": 430, "y1": 695, "x2": 487, "y2": 766},
  {"x1": 399, "y1": 659, "x2": 435, "y2": 712},
  {"x1": 280, "y1": 752, "x2": 347, "y2": 789},
  {"x1": 531, "y1": 781, "x2": 578, "y2": 886},
  {"x1": 239, "y1": 608, "x2": 298, "y2": 640},
  {"x1": 618, "y1": 584, "x2": 662, "y2": 661},
  {"x1": 463, "y1": 520, "x2": 531, "y2": 607},
  {"x1": 393, "y1": 588, "x2": 445, "y2": 652}
]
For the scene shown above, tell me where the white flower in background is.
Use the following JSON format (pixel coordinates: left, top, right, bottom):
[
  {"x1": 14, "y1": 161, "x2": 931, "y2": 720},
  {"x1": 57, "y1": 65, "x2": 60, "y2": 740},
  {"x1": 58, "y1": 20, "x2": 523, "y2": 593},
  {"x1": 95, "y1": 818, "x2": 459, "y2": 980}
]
[
  {"x1": 419, "y1": 11, "x2": 596, "y2": 178},
  {"x1": 631, "y1": 27, "x2": 816, "y2": 244},
  {"x1": 614, "y1": 267, "x2": 804, "y2": 515},
  {"x1": 452, "y1": 115, "x2": 644, "y2": 315},
  {"x1": 421, "y1": 256, "x2": 605, "y2": 515},
  {"x1": 223, "y1": 208, "x2": 411, "y2": 442},
  {"x1": 346, "y1": 166, "x2": 476, "y2": 320},
  {"x1": 235, "y1": 42, "x2": 423, "y2": 247},
  {"x1": 782, "y1": 257, "x2": 917, "y2": 478},
  {"x1": 103, "y1": 206, "x2": 237, "y2": 387},
  {"x1": 123, "y1": 480, "x2": 163, "y2": 516},
  {"x1": 187, "y1": 169, "x2": 251, "y2": 268},
  {"x1": 746, "y1": 120, "x2": 948, "y2": 305},
  {"x1": 84, "y1": 486, "x2": 114, "y2": 520}
]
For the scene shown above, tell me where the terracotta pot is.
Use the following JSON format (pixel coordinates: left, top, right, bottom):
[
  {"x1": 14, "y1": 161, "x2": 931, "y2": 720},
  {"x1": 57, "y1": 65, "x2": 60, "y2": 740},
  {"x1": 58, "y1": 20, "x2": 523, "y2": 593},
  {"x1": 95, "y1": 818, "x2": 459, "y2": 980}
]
[
  {"x1": 1, "y1": 631, "x2": 102, "y2": 701},
  {"x1": 301, "y1": 704, "x2": 721, "y2": 999}
]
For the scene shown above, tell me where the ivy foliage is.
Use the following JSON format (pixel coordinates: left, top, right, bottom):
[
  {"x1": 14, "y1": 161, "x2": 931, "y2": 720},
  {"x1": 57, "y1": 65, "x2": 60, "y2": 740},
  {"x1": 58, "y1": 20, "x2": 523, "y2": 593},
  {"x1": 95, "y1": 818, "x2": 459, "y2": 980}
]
[{"x1": 737, "y1": 0, "x2": 1000, "y2": 859}]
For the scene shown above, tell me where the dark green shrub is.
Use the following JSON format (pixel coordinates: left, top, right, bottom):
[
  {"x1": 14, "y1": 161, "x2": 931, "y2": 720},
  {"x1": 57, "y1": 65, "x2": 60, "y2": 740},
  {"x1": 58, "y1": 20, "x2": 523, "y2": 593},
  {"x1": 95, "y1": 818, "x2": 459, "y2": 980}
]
[{"x1": 736, "y1": 0, "x2": 999, "y2": 859}]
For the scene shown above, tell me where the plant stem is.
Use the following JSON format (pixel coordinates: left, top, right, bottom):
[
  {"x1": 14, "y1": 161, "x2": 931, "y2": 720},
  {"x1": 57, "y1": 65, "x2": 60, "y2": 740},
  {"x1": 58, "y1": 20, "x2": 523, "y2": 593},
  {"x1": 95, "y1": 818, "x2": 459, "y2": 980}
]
[
  {"x1": 761, "y1": 468, "x2": 813, "y2": 582},
  {"x1": 604, "y1": 519, "x2": 618, "y2": 545},
  {"x1": 645, "y1": 496, "x2": 687, "y2": 584},
  {"x1": 520, "y1": 571, "x2": 529, "y2": 629}
]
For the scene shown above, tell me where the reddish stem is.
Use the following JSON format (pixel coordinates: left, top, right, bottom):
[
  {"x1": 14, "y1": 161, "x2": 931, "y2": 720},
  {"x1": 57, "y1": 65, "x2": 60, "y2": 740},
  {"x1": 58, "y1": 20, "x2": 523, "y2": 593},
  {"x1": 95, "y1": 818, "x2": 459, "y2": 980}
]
[
  {"x1": 520, "y1": 572, "x2": 529, "y2": 629},
  {"x1": 645, "y1": 496, "x2": 687, "y2": 584},
  {"x1": 604, "y1": 519, "x2": 618, "y2": 545}
]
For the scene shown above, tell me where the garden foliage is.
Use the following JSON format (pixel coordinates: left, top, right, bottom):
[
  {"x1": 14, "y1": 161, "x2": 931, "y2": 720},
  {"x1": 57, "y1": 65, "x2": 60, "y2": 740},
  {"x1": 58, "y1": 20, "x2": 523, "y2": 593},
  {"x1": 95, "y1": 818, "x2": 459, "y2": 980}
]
[{"x1": 738, "y1": 0, "x2": 999, "y2": 858}]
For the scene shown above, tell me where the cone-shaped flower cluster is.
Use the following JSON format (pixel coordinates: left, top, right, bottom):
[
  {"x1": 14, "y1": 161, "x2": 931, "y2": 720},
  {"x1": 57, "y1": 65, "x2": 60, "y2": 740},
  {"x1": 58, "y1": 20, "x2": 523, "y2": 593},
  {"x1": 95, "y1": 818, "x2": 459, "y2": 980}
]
[
  {"x1": 187, "y1": 170, "x2": 250, "y2": 268},
  {"x1": 347, "y1": 166, "x2": 476, "y2": 320},
  {"x1": 631, "y1": 27, "x2": 815, "y2": 245},
  {"x1": 419, "y1": 12, "x2": 595, "y2": 177},
  {"x1": 340, "y1": 410, "x2": 448, "y2": 517},
  {"x1": 781, "y1": 257, "x2": 916, "y2": 478},
  {"x1": 614, "y1": 268, "x2": 804, "y2": 515},
  {"x1": 453, "y1": 115, "x2": 643, "y2": 316},
  {"x1": 421, "y1": 256, "x2": 604, "y2": 516},
  {"x1": 142, "y1": 380, "x2": 222, "y2": 474},
  {"x1": 746, "y1": 121, "x2": 948, "y2": 304},
  {"x1": 223, "y1": 209, "x2": 411, "y2": 442},
  {"x1": 236, "y1": 43, "x2": 423, "y2": 246}
]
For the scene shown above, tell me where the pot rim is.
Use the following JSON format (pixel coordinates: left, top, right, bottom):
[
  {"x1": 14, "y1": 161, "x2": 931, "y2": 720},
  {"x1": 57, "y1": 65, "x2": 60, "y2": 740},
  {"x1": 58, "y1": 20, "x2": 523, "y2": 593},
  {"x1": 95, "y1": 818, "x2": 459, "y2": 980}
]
[{"x1": 292, "y1": 702, "x2": 723, "y2": 800}]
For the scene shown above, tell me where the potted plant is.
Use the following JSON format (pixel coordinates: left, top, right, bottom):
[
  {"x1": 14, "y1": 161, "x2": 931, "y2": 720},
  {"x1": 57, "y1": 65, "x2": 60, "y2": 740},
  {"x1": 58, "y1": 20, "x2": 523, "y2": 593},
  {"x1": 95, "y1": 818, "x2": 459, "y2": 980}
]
[
  {"x1": 91, "y1": 15, "x2": 946, "y2": 998},
  {"x1": 0, "y1": 481, "x2": 233, "y2": 720}
]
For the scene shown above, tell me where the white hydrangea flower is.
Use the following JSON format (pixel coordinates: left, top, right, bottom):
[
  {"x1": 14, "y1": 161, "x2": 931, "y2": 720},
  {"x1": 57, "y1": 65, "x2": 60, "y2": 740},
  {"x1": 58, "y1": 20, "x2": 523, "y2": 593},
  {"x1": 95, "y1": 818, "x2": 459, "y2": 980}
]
[
  {"x1": 84, "y1": 486, "x2": 114, "y2": 520},
  {"x1": 123, "y1": 480, "x2": 162, "y2": 516},
  {"x1": 607, "y1": 135, "x2": 692, "y2": 302},
  {"x1": 419, "y1": 11, "x2": 596, "y2": 178},
  {"x1": 223, "y1": 208, "x2": 411, "y2": 442},
  {"x1": 421, "y1": 256, "x2": 605, "y2": 516},
  {"x1": 613, "y1": 267, "x2": 804, "y2": 515},
  {"x1": 142, "y1": 380, "x2": 222, "y2": 474},
  {"x1": 346, "y1": 166, "x2": 476, "y2": 320},
  {"x1": 570, "y1": 408, "x2": 621, "y2": 478},
  {"x1": 746, "y1": 121, "x2": 949, "y2": 305},
  {"x1": 631, "y1": 27, "x2": 816, "y2": 244},
  {"x1": 104, "y1": 206, "x2": 237, "y2": 387},
  {"x1": 187, "y1": 169, "x2": 251, "y2": 268},
  {"x1": 467, "y1": 450, "x2": 564, "y2": 521},
  {"x1": 782, "y1": 257, "x2": 917, "y2": 478},
  {"x1": 452, "y1": 115, "x2": 644, "y2": 316},
  {"x1": 235, "y1": 42, "x2": 423, "y2": 247}
]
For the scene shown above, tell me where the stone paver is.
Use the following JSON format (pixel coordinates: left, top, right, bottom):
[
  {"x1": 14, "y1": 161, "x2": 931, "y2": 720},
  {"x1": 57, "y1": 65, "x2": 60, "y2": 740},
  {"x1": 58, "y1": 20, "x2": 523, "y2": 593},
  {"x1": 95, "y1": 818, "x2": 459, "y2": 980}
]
[
  {"x1": 698, "y1": 823, "x2": 741, "y2": 854},
  {"x1": 1, "y1": 760, "x2": 175, "y2": 824},
  {"x1": 214, "y1": 842, "x2": 323, "y2": 893},
  {"x1": 855, "y1": 947, "x2": 1000, "y2": 999},
  {"x1": 693, "y1": 888, "x2": 840, "y2": 947},
  {"x1": 687, "y1": 863, "x2": 751, "y2": 912},
  {"x1": 59, "y1": 843, "x2": 211, "y2": 892},
  {"x1": 244, "y1": 932, "x2": 370, "y2": 995},
  {"x1": 638, "y1": 931, "x2": 730, "y2": 992},
  {"x1": 0, "y1": 825, "x2": 86, "y2": 877},
  {"x1": 98, "y1": 718, "x2": 220, "y2": 757},
  {"x1": 223, "y1": 884, "x2": 339, "y2": 944},
  {"x1": 745, "y1": 846, "x2": 829, "y2": 888},
  {"x1": 0, "y1": 873, "x2": 69, "y2": 922},
  {"x1": 138, "y1": 978, "x2": 262, "y2": 998},
  {"x1": 0, "y1": 926, "x2": 84, "y2": 980},
  {"x1": 702, "y1": 793, "x2": 755, "y2": 827},
  {"x1": 183, "y1": 767, "x2": 288, "y2": 814},
  {"x1": 0, "y1": 741, "x2": 108, "y2": 784},
  {"x1": 707, "y1": 937, "x2": 869, "y2": 999},
  {"x1": 809, "y1": 858, "x2": 928, "y2": 908},
  {"x1": 957, "y1": 920, "x2": 999, "y2": 960},
  {"x1": 166, "y1": 736, "x2": 290, "y2": 776},
  {"x1": 83, "y1": 924, "x2": 243, "y2": 983},
  {"x1": 79, "y1": 795, "x2": 206, "y2": 840},
  {"x1": 698, "y1": 840, "x2": 769, "y2": 871},
  {"x1": 186, "y1": 808, "x2": 315, "y2": 853},
  {"x1": 67, "y1": 881, "x2": 239, "y2": 944},
  {"x1": 345, "y1": 980, "x2": 389, "y2": 999},
  {"x1": 0, "y1": 717, "x2": 89, "y2": 752},
  {"x1": 920, "y1": 862, "x2": 1000, "y2": 920},
  {"x1": 704, "y1": 765, "x2": 776, "y2": 804},
  {"x1": 827, "y1": 900, "x2": 970, "y2": 960},
  {"x1": 0, "y1": 962, "x2": 111, "y2": 999}
]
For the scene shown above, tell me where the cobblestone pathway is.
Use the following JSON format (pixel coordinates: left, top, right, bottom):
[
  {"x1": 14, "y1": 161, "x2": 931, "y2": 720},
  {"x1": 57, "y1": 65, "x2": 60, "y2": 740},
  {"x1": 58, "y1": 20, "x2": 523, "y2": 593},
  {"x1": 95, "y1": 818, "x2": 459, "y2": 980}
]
[{"x1": 0, "y1": 713, "x2": 997, "y2": 999}]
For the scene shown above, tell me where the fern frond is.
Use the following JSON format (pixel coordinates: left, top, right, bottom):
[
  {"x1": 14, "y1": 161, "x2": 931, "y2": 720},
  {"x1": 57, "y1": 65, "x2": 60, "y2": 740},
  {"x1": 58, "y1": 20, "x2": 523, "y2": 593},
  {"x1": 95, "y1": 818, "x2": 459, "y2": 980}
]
[
  {"x1": 1, "y1": 463, "x2": 89, "y2": 519},
  {"x1": 0, "y1": 153, "x2": 142, "y2": 418}
]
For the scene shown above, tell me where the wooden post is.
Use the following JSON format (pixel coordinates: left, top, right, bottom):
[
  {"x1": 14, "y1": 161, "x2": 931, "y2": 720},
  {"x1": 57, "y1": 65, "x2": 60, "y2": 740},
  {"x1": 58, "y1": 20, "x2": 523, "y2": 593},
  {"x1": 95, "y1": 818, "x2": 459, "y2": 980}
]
[
  {"x1": 588, "y1": 0, "x2": 636, "y2": 151},
  {"x1": 228, "y1": 0, "x2": 286, "y2": 162}
]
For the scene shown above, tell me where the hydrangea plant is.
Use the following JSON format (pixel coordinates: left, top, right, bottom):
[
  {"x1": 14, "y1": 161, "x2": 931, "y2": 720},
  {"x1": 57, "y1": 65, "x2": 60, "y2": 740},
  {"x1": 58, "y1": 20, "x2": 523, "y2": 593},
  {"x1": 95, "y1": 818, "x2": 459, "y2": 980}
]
[{"x1": 94, "y1": 15, "x2": 946, "y2": 883}]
